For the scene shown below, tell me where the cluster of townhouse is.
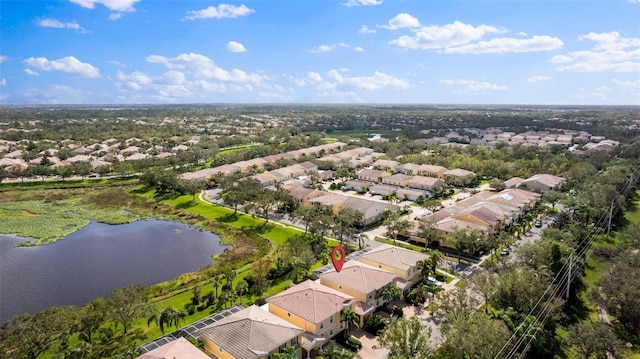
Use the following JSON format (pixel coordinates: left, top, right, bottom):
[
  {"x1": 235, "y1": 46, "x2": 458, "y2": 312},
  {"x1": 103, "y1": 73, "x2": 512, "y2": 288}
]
[
  {"x1": 141, "y1": 243, "x2": 429, "y2": 359},
  {"x1": 0, "y1": 136, "x2": 203, "y2": 174},
  {"x1": 345, "y1": 160, "x2": 476, "y2": 201},
  {"x1": 409, "y1": 174, "x2": 566, "y2": 247},
  {"x1": 418, "y1": 128, "x2": 619, "y2": 153}
]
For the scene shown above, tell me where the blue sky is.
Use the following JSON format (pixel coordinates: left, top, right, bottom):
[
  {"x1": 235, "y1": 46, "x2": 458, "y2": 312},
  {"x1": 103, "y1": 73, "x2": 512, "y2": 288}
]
[{"x1": 1, "y1": 0, "x2": 639, "y2": 105}]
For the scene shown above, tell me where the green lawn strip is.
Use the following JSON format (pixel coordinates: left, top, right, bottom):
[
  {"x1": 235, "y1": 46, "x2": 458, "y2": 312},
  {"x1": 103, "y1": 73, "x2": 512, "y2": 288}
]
[
  {"x1": 374, "y1": 236, "x2": 426, "y2": 252},
  {"x1": 625, "y1": 190, "x2": 640, "y2": 224}
]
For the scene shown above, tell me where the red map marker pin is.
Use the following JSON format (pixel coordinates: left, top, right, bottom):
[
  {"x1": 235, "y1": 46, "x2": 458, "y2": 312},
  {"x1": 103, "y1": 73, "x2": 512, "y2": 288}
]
[{"x1": 331, "y1": 246, "x2": 346, "y2": 273}]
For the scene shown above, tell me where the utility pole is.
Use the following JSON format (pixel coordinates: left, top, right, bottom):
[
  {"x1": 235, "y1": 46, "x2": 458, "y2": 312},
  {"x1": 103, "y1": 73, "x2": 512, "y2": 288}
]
[
  {"x1": 607, "y1": 199, "x2": 614, "y2": 237},
  {"x1": 566, "y1": 253, "x2": 573, "y2": 299}
]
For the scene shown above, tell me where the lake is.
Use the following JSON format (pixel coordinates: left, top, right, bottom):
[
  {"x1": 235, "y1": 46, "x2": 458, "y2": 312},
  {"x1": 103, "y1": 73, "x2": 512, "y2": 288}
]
[{"x1": 0, "y1": 219, "x2": 227, "y2": 324}]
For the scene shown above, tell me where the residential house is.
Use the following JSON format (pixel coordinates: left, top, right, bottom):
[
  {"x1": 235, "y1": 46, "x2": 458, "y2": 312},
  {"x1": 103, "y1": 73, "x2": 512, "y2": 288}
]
[
  {"x1": 340, "y1": 197, "x2": 398, "y2": 226},
  {"x1": 368, "y1": 184, "x2": 398, "y2": 197},
  {"x1": 309, "y1": 193, "x2": 349, "y2": 215},
  {"x1": 251, "y1": 172, "x2": 278, "y2": 187},
  {"x1": 395, "y1": 163, "x2": 420, "y2": 175},
  {"x1": 286, "y1": 185, "x2": 326, "y2": 205},
  {"x1": 520, "y1": 174, "x2": 565, "y2": 193},
  {"x1": 343, "y1": 180, "x2": 370, "y2": 192},
  {"x1": 358, "y1": 244, "x2": 430, "y2": 293},
  {"x1": 396, "y1": 188, "x2": 424, "y2": 201},
  {"x1": 200, "y1": 305, "x2": 304, "y2": 359},
  {"x1": 416, "y1": 164, "x2": 448, "y2": 178},
  {"x1": 320, "y1": 261, "x2": 400, "y2": 313},
  {"x1": 268, "y1": 280, "x2": 356, "y2": 353},
  {"x1": 504, "y1": 177, "x2": 525, "y2": 189},
  {"x1": 236, "y1": 158, "x2": 268, "y2": 174},
  {"x1": 408, "y1": 176, "x2": 445, "y2": 191},
  {"x1": 443, "y1": 168, "x2": 476, "y2": 187},
  {"x1": 357, "y1": 169, "x2": 391, "y2": 183},
  {"x1": 372, "y1": 159, "x2": 400, "y2": 172},
  {"x1": 382, "y1": 173, "x2": 413, "y2": 187},
  {"x1": 136, "y1": 337, "x2": 209, "y2": 359}
]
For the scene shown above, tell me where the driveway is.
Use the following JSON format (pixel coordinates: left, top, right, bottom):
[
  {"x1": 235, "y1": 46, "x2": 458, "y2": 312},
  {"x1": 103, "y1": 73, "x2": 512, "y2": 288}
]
[{"x1": 351, "y1": 328, "x2": 388, "y2": 359}]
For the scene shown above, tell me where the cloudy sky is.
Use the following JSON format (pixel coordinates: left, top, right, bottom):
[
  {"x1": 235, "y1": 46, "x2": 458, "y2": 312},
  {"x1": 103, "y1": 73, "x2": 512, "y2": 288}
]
[{"x1": 1, "y1": 0, "x2": 639, "y2": 105}]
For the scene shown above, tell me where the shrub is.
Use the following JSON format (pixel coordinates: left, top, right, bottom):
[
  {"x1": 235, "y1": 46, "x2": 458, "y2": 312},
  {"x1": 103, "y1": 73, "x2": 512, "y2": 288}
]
[
  {"x1": 346, "y1": 336, "x2": 362, "y2": 351},
  {"x1": 364, "y1": 314, "x2": 388, "y2": 335},
  {"x1": 392, "y1": 306, "x2": 403, "y2": 318},
  {"x1": 592, "y1": 246, "x2": 619, "y2": 259},
  {"x1": 184, "y1": 302, "x2": 195, "y2": 315}
]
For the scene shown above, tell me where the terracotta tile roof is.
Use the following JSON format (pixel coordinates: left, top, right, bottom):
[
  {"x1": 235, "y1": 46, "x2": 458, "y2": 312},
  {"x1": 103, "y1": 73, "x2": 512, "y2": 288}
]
[
  {"x1": 320, "y1": 261, "x2": 399, "y2": 294},
  {"x1": 268, "y1": 280, "x2": 355, "y2": 324},
  {"x1": 199, "y1": 305, "x2": 303, "y2": 359},
  {"x1": 136, "y1": 337, "x2": 209, "y2": 359},
  {"x1": 359, "y1": 244, "x2": 429, "y2": 272}
]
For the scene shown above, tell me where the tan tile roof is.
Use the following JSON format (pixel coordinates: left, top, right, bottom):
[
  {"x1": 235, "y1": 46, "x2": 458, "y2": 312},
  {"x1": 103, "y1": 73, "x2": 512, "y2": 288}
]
[
  {"x1": 136, "y1": 337, "x2": 209, "y2": 359},
  {"x1": 199, "y1": 305, "x2": 303, "y2": 359},
  {"x1": 268, "y1": 280, "x2": 355, "y2": 324},
  {"x1": 320, "y1": 261, "x2": 399, "y2": 294},
  {"x1": 359, "y1": 244, "x2": 429, "y2": 272}
]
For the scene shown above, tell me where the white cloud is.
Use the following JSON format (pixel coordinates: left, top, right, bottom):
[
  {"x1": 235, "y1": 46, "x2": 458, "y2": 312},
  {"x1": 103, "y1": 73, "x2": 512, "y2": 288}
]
[
  {"x1": 342, "y1": 0, "x2": 382, "y2": 7},
  {"x1": 359, "y1": 25, "x2": 376, "y2": 34},
  {"x1": 612, "y1": 78, "x2": 640, "y2": 88},
  {"x1": 326, "y1": 69, "x2": 411, "y2": 91},
  {"x1": 308, "y1": 71, "x2": 323, "y2": 83},
  {"x1": 311, "y1": 43, "x2": 349, "y2": 53},
  {"x1": 0, "y1": 78, "x2": 6, "y2": 86},
  {"x1": 354, "y1": 46, "x2": 365, "y2": 52},
  {"x1": 23, "y1": 56, "x2": 100, "y2": 78},
  {"x1": 19, "y1": 84, "x2": 93, "y2": 104},
  {"x1": 444, "y1": 35, "x2": 563, "y2": 54},
  {"x1": 379, "y1": 13, "x2": 421, "y2": 30},
  {"x1": 552, "y1": 32, "x2": 640, "y2": 72},
  {"x1": 0, "y1": 55, "x2": 7, "y2": 64},
  {"x1": 440, "y1": 79, "x2": 508, "y2": 92},
  {"x1": 23, "y1": 68, "x2": 39, "y2": 76},
  {"x1": 144, "y1": 53, "x2": 267, "y2": 84},
  {"x1": 108, "y1": 13, "x2": 123, "y2": 20},
  {"x1": 517, "y1": 32, "x2": 527, "y2": 37},
  {"x1": 38, "y1": 18, "x2": 88, "y2": 32},
  {"x1": 390, "y1": 21, "x2": 506, "y2": 50},
  {"x1": 527, "y1": 75, "x2": 551, "y2": 83},
  {"x1": 184, "y1": 4, "x2": 254, "y2": 20},
  {"x1": 69, "y1": 0, "x2": 140, "y2": 12},
  {"x1": 227, "y1": 41, "x2": 247, "y2": 53}
]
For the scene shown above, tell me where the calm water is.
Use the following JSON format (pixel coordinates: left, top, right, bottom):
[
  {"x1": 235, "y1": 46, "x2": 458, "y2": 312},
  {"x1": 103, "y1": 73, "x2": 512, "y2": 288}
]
[{"x1": 0, "y1": 219, "x2": 227, "y2": 324}]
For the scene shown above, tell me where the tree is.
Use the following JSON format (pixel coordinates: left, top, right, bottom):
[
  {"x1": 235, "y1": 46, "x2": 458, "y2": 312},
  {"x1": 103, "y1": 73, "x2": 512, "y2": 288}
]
[
  {"x1": 383, "y1": 213, "x2": 412, "y2": 245},
  {"x1": 376, "y1": 317, "x2": 433, "y2": 359},
  {"x1": 212, "y1": 274, "x2": 223, "y2": 299},
  {"x1": 340, "y1": 308, "x2": 360, "y2": 339},
  {"x1": 105, "y1": 285, "x2": 149, "y2": 336},
  {"x1": 382, "y1": 286, "x2": 402, "y2": 309},
  {"x1": 416, "y1": 259, "x2": 432, "y2": 281},
  {"x1": 425, "y1": 285, "x2": 444, "y2": 315},
  {"x1": 489, "y1": 178, "x2": 506, "y2": 191},
  {"x1": 542, "y1": 190, "x2": 564, "y2": 210},
  {"x1": 333, "y1": 207, "x2": 363, "y2": 246},
  {"x1": 236, "y1": 280, "x2": 249, "y2": 304},
  {"x1": 468, "y1": 271, "x2": 496, "y2": 313},
  {"x1": 438, "y1": 287, "x2": 480, "y2": 333},
  {"x1": 439, "y1": 314, "x2": 513, "y2": 359},
  {"x1": 272, "y1": 346, "x2": 297, "y2": 359},
  {"x1": 0, "y1": 306, "x2": 76, "y2": 359},
  {"x1": 147, "y1": 307, "x2": 186, "y2": 335},
  {"x1": 76, "y1": 298, "x2": 107, "y2": 344},
  {"x1": 564, "y1": 322, "x2": 627, "y2": 359},
  {"x1": 427, "y1": 249, "x2": 445, "y2": 277}
]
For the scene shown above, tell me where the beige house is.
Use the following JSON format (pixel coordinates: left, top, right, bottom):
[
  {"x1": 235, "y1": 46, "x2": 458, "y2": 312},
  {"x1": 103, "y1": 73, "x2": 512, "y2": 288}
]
[
  {"x1": 417, "y1": 164, "x2": 448, "y2": 178},
  {"x1": 358, "y1": 244, "x2": 429, "y2": 291},
  {"x1": 443, "y1": 168, "x2": 476, "y2": 186},
  {"x1": 395, "y1": 163, "x2": 420, "y2": 175},
  {"x1": 357, "y1": 169, "x2": 391, "y2": 183},
  {"x1": 382, "y1": 173, "x2": 413, "y2": 187},
  {"x1": 137, "y1": 337, "x2": 209, "y2": 359},
  {"x1": 320, "y1": 261, "x2": 400, "y2": 311},
  {"x1": 520, "y1": 174, "x2": 565, "y2": 193},
  {"x1": 408, "y1": 176, "x2": 445, "y2": 191},
  {"x1": 200, "y1": 305, "x2": 303, "y2": 359},
  {"x1": 268, "y1": 280, "x2": 356, "y2": 354},
  {"x1": 340, "y1": 197, "x2": 398, "y2": 226},
  {"x1": 372, "y1": 159, "x2": 400, "y2": 172}
]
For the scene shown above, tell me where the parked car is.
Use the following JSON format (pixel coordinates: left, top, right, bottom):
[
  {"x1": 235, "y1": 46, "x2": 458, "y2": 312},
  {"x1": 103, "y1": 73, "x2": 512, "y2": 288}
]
[
  {"x1": 535, "y1": 221, "x2": 543, "y2": 228},
  {"x1": 426, "y1": 276, "x2": 442, "y2": 287},
  {"x1": 500, "y1": 248, "x2": 510, "y2": 256}
]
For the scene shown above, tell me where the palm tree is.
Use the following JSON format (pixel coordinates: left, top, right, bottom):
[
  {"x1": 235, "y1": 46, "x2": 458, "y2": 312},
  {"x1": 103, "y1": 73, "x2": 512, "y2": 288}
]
[
  {"x1": 425, "y1": 285, "x2": 444, "y2": 315},
  {"x1": 212, "y1": 275, "x2": 223, "y2": 299},
  {"x1": 416, "y1": 259, "x2": 432, "y2": 281},
  {"x1": 428, "y1": 250, "x2": 446, "y2": 277},
  {"x1": 223, "y1": 269, "x2": 236, "y2": 287},
  {"x1": 340, "y1": 308, "x2": 360, "y2": 340},
  {"x1": 382, "y1": 286, "x2": 402, "y2": 310},
  {"x1": 235, "y1": 280, "x2": 249, "y2": 304},
  {"x1": 356, "y1": 233, "x2": 369, "y2": 250},
  {"x1": 147, "y1": 307, "x2": 186, "y2": 335}
]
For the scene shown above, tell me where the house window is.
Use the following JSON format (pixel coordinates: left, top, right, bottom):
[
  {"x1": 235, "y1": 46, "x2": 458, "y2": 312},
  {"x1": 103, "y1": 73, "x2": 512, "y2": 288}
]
[
  {"x1": 288, "y1": 312, "x2": 291, "y2": 317},
  {"x1": 339, "y1": 285, "x2": 342, "y2": 290},
  {"x1": 379, "y1": 264, "x2": 382, "y2": 268},
  {"x1": 279, "y1": 344, "x2": 286, "y2": 352},
  {"x1": 292, "y1": 337, "x2": 298, "y2": 346},
  {"x1": 330, "y1": 316, "x2": 334, "y2": 323},
  {"x1": 320, "y1": 323, "x2": 324, "y2": 329},
  {"x1": 330, "y1": 329, "x2": 334, "y2": 336}
]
